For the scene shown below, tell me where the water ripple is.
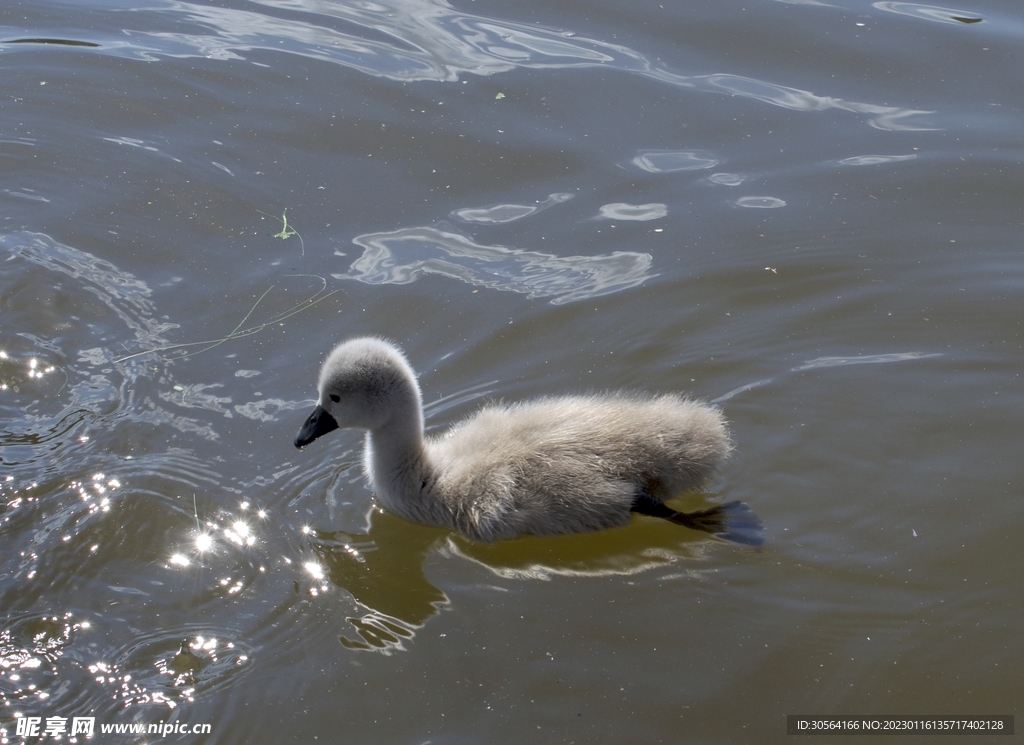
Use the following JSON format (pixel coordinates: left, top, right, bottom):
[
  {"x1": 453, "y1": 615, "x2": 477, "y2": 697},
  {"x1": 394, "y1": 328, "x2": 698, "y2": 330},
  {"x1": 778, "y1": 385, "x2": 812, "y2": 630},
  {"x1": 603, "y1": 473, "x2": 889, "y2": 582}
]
[
  {"x1": 112, "y1": 628, "x2": 254, "y2": 708},
  {"x1": 335, "y1": 225, "x2": 655, "y2": 304},
  {"x1": 695, "y1": 73, "x2": 933, "y2": 131},
  {"x1": 0, "y1": 232, "x2": 219, "y2": 446},
  {"x1": 736, "y1": 196, "x2": 787, "y2": 209},
  {"x1": 52, "y1": 0, "x2": 937, "y2": 130},
  {"x1": 596, "y1": 203, "x2": 667, "y2": 221},
  {"x1": 451, "y1": 193, "x2": 573, "y2": 224},
  {"x1": 1, "y1": 232, "x2": 172, "y2": 353},
  {"x1": 838, "y1": 154, "x2": 918, "y2": 166},
  {"x1": 873, "y1": 2, "x2": 983, "y2": 24},
  {"x1": 234, "y1": 397, "x2": 306, "y2": 422},
  {"x1": 709, "y1": 172, "x2": 745, "y2": 186},
  {"x1": 632, "y1": 150, "x2": 719, "y2": 173},
  {"x1": 794, "y1": 352, "x2": 943, "y2": 370}
]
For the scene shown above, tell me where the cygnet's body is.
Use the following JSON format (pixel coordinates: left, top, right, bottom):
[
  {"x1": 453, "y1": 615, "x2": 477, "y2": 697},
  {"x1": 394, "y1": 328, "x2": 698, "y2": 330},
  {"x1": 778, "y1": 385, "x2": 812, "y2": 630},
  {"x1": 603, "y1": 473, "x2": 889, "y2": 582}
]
[{"x1": 295, "y1": 338, "x2": 762, "y2": 545}]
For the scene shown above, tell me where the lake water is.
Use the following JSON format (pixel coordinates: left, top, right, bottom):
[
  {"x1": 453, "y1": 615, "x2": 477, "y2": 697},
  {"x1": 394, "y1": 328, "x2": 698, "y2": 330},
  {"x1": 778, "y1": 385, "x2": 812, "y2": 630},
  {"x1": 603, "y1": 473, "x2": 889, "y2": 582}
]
[{"x1": 1, "y1": 0, "x2": 1021, "y2": 742}]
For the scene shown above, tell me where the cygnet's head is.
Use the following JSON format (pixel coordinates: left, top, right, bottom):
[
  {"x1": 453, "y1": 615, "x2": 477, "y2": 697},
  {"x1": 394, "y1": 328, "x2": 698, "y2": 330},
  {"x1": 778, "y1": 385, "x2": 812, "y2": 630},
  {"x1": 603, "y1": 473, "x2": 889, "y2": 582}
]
[{"x1": 294, "y1": 337, "x2": 421, "y2": 448}]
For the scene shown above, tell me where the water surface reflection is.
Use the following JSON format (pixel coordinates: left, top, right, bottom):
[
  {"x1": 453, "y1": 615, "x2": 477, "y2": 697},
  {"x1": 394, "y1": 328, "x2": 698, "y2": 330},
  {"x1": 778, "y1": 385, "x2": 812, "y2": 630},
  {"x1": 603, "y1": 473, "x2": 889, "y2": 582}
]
[{"x1": 14, "y1": 0, "x2": 936, "y2": 130}]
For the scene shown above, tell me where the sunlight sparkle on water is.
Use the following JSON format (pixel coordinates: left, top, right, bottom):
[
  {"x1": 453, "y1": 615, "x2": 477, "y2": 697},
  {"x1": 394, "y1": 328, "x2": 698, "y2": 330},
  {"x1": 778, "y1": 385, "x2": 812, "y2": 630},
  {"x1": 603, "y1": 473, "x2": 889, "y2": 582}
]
[{"x1": 224, "y1": 520, "x2": 255, "y2": 546}]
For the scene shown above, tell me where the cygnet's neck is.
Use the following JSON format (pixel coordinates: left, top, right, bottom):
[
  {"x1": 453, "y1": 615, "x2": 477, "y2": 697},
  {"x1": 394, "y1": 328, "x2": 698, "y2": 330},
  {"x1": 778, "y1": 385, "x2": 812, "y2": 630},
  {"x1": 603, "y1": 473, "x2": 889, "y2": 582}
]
[{"x1": 362, "y1": 381, "x2": 446, "y2": 526}]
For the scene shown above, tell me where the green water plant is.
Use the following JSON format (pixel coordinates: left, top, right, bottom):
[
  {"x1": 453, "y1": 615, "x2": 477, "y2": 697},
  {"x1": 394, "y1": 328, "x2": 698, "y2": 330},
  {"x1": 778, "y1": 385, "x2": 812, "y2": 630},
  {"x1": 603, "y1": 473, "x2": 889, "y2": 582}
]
[{"x1": 259, "y1": 208, "x2": 304, "y2": 256}]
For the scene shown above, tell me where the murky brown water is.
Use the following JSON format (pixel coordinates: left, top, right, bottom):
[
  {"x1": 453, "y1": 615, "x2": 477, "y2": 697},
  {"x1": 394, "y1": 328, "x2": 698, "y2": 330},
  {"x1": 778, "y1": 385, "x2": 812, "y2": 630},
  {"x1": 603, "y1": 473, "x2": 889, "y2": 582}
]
[{"x1": 2, "y1": 0, "x2": 1021, "y2": 742}]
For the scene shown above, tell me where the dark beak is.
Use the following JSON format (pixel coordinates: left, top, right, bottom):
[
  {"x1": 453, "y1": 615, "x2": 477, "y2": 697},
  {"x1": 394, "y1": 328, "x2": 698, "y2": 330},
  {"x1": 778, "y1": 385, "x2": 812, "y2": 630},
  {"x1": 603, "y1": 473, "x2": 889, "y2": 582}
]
[{"x1": 294, "y1": 404, "x2": 339, "y2": 448}]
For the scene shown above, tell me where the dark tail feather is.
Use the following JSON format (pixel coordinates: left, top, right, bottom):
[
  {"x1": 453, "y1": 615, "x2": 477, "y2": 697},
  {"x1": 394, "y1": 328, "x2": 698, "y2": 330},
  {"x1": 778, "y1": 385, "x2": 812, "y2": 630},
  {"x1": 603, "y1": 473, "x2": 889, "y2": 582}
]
[{"x1": 670, "y1": 500, "x2": 764, "y2": 546}]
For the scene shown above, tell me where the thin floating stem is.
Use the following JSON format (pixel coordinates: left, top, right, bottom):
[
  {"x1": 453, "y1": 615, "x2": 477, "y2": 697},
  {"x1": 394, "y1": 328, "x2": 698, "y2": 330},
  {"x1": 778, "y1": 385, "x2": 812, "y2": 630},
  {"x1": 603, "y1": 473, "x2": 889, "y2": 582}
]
[{"x1": 114, "y1": 277, "x2": 337, "y2": 363}]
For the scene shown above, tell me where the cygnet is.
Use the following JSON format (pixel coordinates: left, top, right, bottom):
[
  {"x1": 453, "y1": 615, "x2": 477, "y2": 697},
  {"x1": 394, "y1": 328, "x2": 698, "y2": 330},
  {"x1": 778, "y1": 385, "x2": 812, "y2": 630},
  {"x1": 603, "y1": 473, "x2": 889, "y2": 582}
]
[{"x1": 295, "y1": 337, "x2": 762, "y2": 545}]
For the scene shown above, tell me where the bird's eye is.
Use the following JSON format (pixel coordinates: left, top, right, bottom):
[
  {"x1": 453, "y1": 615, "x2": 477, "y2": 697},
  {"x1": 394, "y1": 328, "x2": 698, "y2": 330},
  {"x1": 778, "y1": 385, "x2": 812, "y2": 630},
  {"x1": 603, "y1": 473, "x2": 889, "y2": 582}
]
[{"x1": 330, "y1": 394, "x2": 340, "y2": 403}]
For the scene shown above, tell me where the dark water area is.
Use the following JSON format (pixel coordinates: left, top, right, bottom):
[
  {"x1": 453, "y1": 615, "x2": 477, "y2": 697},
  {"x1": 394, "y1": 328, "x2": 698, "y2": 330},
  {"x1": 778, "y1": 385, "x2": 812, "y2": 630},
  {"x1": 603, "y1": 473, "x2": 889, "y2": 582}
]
[{"x1": 2, "y1": 0, "x2": 1021, "y2": 742}]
